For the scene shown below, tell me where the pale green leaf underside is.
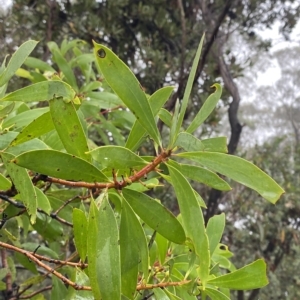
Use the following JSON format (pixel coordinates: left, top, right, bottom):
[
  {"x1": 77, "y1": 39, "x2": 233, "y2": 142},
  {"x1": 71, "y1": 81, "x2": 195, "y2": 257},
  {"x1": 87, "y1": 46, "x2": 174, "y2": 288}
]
[{"x1": 177, "y1": 151, "x2": 284, "y2": 203}]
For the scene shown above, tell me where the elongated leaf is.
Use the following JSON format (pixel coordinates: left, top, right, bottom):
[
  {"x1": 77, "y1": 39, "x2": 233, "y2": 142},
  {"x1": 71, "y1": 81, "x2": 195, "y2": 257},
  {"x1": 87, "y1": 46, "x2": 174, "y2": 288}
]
[
  {"x1": 0, "y1": 102, "x2": 14, "y2": 118},
  {"x1": 177, "y1": 35, "x2": 205, "y2": 135},
  {"x1": 48, "y1": 42, "x2": 78, "y2": 90},
  {"x1": 158, "y1": 108, "x2": 172, "y2": 127},
  {"x1": 24, "y1": 57, "x2": 56, "y2": 72},
  {"x1": 0, "y1": 173, "x2": 11, "y2": 190},
  {"x1": 207, "y1": 259, "x2": 268, "y2": 290},
  {"x1": 1, "y1": 152, "x2": 37, "y2": 223},
  {"x1": 206, "y1": 213, "x2": 225, "y2": 256},
  {"x1": 175, "y1": 132, "x2": 205, "y2": 151},
  {"x1": 177, "y1": 152, "x2": 284, "y2": 203},
  {"x1": 6, "y1": 138, "x2": 49, "y2": 156},
  {"x1": 167, "y1": 164, "x2": 210, "y2": 287},
  {"x1": 35, "y1": 187, "x2": 51, "y2": 215},
  {"x1": 120, "y1": 197, "x2": 149, "y2": 299},
  {"x1": 204, "y1": 288, "x2": 230, "y2": 300},
  {"x1": 3, "y1": 107, "x2": 48, "y2": 130},
  {"x1": 10, "y1": 112, "x2": 54, "y2": 146},
  {"x1": 187, "y1": 83, "x2": 222, "y2": 134},
  {"x1": 0, "y1": 40, "x2": 38, "y2": 86},
  {"x1": 125, "y1": 86, "x2": 174, "y2": 151},
  {"x1": 73, "y1": 208, "x2": 88, "y2": 262},
  {"x1": 168, "y1": 160, "x2": 231, "y2": 191},
  {"x1": 51, "y1": 275, "x2": 68, "y2": 300},
  {"x1": 90, "y1": 146, "x2": 148, "y2": 169},
  {"x1": 153, "y1": 288, "x2": 170, "y2": 300},
  {"x1": 87, "y1": 197, "x2": 121, "y2": 300},
  {"x1": 0, "y1": 80, "x2": 76, "y2": 103},
  {"x1": 93, "y1": 42, "x2": 161, "y2": 146},
  {"x1": 168, "y1": 99, "x2": 181, "y2": 149},
  {"x1": 202, "y1": 137, "x2": 227, "y2": 153},
  {"x1": 13, "y1": 150, "x2": 108, "y2": 182},
  {"x1": 122, "y1": 188, "x2": 186, "y2": 244},
  {"x1": 49, "y1": 97, "x2": 90, "y2": 161}
]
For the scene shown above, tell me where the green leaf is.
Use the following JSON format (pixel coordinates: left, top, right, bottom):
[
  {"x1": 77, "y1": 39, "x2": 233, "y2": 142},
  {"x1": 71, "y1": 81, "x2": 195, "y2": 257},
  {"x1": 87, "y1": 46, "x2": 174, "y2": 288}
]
[
  {"x1": 125, "y1": 86, "x2": 174, "y2": 151},
  {"x1": 3, "y1": 107, "x2": 49, "y2": 131},
  {"x1": 177, "y1": 152, "x2": 285, "y2": 203},
  {"x1": 153, "y1": 288, "x2": 171, "y2": 300},
  {"x1": 158, "y1": 108, "x2": 172, "y2": 127},
  {"x1": 167, "y1": 164, "x2": 210, "y2": 286},
  {"x1": 51, "y1": 275, "x2": 68, "y2": 300},
  {"x1": 122, "y1": 188, "x2": 186, "y2": 244},
  {"x1": 35, "y1": 187, "x2": 51, "y2": 215},
  {"x1": 10, "y1": 112, "x2": 54, "y2": 146},
  {"x1": 1, "y1": 152, "x2": 37, "y2": 223},
  {"x1": 186, "y1": 83, "x2": 222, "y2": 134},
  {"x1": 177, "y1": 35, "x2": 205, "y2": 135},
  {"x1": 168, "y1": 160, "x2": 231, "y2": 191},
  {"x1": 24, "y1": 57, "x2": 56, "y2": 72},
  {"x1": 49, "y1": 97, "x2": 90, "y2": 161},
  {"x1": 93, "y1": 42, "x2": 161, "y2": 146},
  {"x1": 89, "y1": 146, "x2": 148, "y2": 169},
  {"x1": 87, "y1": 197, "x2": 121, "y2": 300},
  {"x1": 73, "y1": 208, "x2": 88, "y2": 262},
  {"x1": 206, "y1": 213, "x2": 225, "y2": 256},
  {"x1": 0, "y1": 173, "x2": 11, "y2": 190},
  {"x1": 0, "y1": 102, "x2": 15, "y2": 118},
  {"x1": 120, "y1": 196, "x2": 149, "y2": 299},
  {"x1": 174, "y1": 132, "x2": 205, "y2": 151},
  {"x1": 48, "y1": 42, "x2": 78, "y2": 90},
  {"x1": 0, "y1": 80, "x2": 76, "y2": 103},
  {"x1": 207, "y1": 259, "x2": 268, "y2": 290},
  {"x1": 0, "y1": 40, "x2": 38, "y2": 86},
  {"x1": 13, "y1": 149, "x2": 109, "y2": 182},
  {"x1": 156, "y1": 233, "x2": 168, "y2": 265},
  {"x1": 204, "y1": 287, "x2": 230, "y2": 300},
  {"x1": 6, "y1": 138, "x2": 49, "y2": 156},
  {"x1": 168, "y1": 99, "x2": 181, "y2": 149},
  {"x1": 201, "y1": 137, "x2": 228, "y2": 153}
]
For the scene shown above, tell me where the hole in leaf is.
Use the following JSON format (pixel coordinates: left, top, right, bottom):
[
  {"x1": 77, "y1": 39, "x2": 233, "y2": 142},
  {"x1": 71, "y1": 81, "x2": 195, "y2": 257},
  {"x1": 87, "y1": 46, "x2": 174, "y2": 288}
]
[{"x1": 97, "y1": 48, "x2": 106, "y2": 58}]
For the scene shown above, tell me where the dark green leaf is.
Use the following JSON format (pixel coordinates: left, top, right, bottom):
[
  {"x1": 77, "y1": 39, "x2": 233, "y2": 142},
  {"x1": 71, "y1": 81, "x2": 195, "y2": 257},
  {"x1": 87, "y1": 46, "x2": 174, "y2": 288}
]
[
  {"x1": 122, "y1": 188, "x2": 186, "y2": 244},
  {"x1": 93, "y1": 42, "x2": 161, "y2": 146},
  {"x1": 13, "y1": 149, "x2": 109, "y2": 182},
  {"x1": 90, "y1": 146, "x2": 148, "y2": 169},
  {"x1": 10, "y1": 112, "x2": 54, "y2": 146},
  {"x1": 120, "y1": 197, "x2": 149, "y2": 299},
  {"x1": 1, "y1": 152, "x2": 37, "y2": 223},
  {"x1": 49, "y1": 97, "x2": 90, "y2": 161},
  {"x1": 73, "y1": 208, "x2": 88, "y2": 262},
  {"x1": 167, "y1": 164, "x2": 210, "y2": 286},
  {"x1": 87, "y1": 197, "x2": 121, "y2": 300},
  {"x1": 125, "y1": 86, "x2": 174, "y2": 151},
  {"x1": 0, "y1": 80, "x2": 76, "y2": 103}
]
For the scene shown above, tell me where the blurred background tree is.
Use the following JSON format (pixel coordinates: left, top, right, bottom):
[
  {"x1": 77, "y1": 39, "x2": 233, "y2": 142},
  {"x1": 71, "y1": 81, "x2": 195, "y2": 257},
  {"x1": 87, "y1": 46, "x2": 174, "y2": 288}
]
[{"x1": 1, "y1": 1, "x2": 300, "y2": 299}]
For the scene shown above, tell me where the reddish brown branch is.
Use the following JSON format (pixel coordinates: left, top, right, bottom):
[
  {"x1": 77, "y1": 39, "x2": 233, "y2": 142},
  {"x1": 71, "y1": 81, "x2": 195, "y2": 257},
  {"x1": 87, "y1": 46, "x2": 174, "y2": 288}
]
[
  {"x1": 0, "y1": 241, "x2": 90, "y2": 291},
  {"x1": 45, "y1": 149, "x2": 171, "y2": 190}
]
